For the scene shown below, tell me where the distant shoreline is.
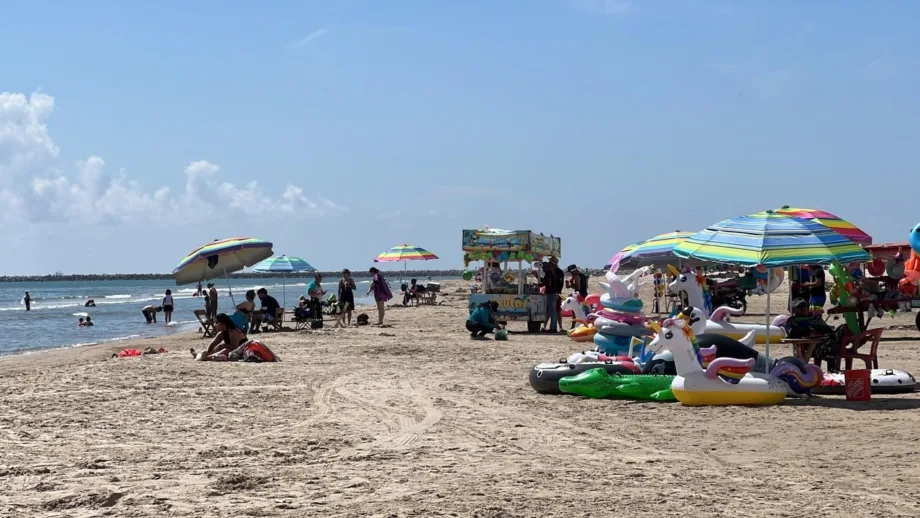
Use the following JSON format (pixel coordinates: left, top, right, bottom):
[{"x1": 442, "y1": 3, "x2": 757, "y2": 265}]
[
  {"x1": 0, "y1": 268, "x2": 610, "y2": 283},
  {"x1": 0, "y1": 270, "x2": 465, "y2": 283}
]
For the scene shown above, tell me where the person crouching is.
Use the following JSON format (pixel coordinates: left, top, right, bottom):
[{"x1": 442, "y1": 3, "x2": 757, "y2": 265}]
[{"x1": 467, "y1": 301, "x2": 499, "y2": 339}]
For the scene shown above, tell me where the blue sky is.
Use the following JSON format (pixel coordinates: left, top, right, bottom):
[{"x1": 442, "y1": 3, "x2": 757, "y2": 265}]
[{"x1": 2, "y1": 0, "x2": 917, "y2": 275}]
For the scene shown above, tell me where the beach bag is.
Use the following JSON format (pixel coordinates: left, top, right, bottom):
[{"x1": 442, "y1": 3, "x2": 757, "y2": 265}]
[{"x1": 242, "y1": 340, "x2": 280, "y2": 362}]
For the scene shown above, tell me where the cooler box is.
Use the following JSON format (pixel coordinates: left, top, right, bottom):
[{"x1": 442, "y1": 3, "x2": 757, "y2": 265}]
[
  {"x1": 844, "y1": 369, "x2": 871, "y2": 401},
  {"x1": 426, "y1": 282, "x2": 441, "y2": 293}
]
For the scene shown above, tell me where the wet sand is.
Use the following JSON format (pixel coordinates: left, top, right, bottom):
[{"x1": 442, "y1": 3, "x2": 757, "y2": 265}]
[{"x1": 2, "y1": 279, "x2": 920, "y2": 517}]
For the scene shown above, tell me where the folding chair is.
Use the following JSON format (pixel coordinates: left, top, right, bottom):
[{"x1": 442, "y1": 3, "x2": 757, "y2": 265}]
[
  {"x1": 264, "y1": 307, "x2": 285, "y2": 332},
  {"x1": 194, "y1": 310, "x2": 216, "y2": 338}
]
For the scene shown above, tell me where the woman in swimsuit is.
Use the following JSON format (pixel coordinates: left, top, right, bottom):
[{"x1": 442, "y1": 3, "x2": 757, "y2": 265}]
[
  {"x1": 338, "y1": 269, "x2": 356, "y2": 326},
  {"x1": 190, "y1": 313, "x2": 248, "y2": 361}
]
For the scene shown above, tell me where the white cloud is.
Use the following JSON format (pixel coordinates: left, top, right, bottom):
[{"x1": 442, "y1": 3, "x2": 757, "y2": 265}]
[
  {"x1": 571, "y1": 0, "x2": 632, "y2": 16},
  {"x1": 288, "y1": 28, "x2": 329, "y2": 49},
  {"x1": 0, "y1": 90, "x2": 344, "y2": 226},
  {"x1": 862, "y1": 56, "x2": 897, "y2": 80}
]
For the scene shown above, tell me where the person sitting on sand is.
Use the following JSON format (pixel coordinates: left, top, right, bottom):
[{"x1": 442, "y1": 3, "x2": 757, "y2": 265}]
[
  {"x1": 78, "y1": 317, "x2": 86, "y2": 327},
  {"x1": 190, "y1": 313, "x2": 248, "y2": 361},
  {"x1": 84, "y1": 316, "x2": 94, "y2": 327},
  {"x1": 467, "y1": 301, "x2": 500, "y2": 339},
  {"x1": 142, "y1": 305, "x2": 162, "y2": 324}
]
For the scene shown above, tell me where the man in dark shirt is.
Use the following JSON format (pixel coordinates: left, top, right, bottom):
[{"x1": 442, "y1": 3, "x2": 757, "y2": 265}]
[
  {"x1": 541, "y1": 257, "x2": 565, "y2": 332},
  {"x1": 257, "y1": 288, "x2": 281, "y2": 328}
]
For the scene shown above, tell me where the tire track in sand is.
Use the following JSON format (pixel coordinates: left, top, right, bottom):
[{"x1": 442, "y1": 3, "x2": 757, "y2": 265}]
[
  {"x1": 335, "y1": 380, "x2": 442, "y2": 459},
  {"x1": 237, "y1": 376, "x2": 347, "y2": 446}
]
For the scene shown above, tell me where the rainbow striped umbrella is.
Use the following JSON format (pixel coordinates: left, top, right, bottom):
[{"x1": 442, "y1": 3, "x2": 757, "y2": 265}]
[
  {"x1": 673, "y1": 210, "x2": 868, "y2": 372},
  {"x1": 774, "y1": 206, "x2": 872, "y2": 245},
  {"x1": 607, "y1": 231, "x2": 695, "y2": 268},
  {"x1": 173, "y1": 237, "x2": 274, "y2": 286},
  {"x1": 673, "y1": 211, "x2": 868, "y2": 267},
  {"x1": 374, "y1": 245, "x2": 438, "y2": 276}
]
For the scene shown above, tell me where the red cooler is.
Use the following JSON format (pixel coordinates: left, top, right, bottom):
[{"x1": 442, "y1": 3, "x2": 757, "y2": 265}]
[{"x1": 844, "y1": 369, "x2": 871, "y2": 401}]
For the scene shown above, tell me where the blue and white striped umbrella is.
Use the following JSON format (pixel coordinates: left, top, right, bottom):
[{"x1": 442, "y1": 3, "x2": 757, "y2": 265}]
[
  {"x1": 252, "y1": 255, "x2": 316, "y2": 273},
  {"x1": 252, "y1": 255, "x2": 316, "y2": 307}
]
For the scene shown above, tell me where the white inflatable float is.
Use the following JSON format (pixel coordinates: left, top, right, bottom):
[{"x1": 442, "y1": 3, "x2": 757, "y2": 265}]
[{"x1": 813, "y1": 369, "x2": 916, "y2": 395}]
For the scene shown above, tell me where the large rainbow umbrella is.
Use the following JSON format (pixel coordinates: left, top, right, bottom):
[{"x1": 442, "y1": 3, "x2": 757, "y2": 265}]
[
  {"x1": 173, "y1": 237, "x2": 274, "y2": 302},
  {"x1": 374, "y1": 245, "x2": 438, "y2": 277},
  {"x1": 673, "y1": 210, "x2": 868, "y2": 370},
  {"x1": 774, "y1": 206, "x2": 872, "y2": 245},
  {"x1": 606, "y1": 231, "x2": 695, "y2": 268}
]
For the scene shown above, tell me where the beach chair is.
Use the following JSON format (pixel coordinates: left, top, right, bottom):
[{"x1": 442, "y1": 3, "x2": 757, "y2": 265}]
[
  {"x1": 838, "y1": 328, "x2": 884, "y2": 370},
  {"x1": 263, "y1": 307, "x2": 285, "y2": 332},
  {"x1": 194, "y1": 310, "x2": 216, "y2": 338}
]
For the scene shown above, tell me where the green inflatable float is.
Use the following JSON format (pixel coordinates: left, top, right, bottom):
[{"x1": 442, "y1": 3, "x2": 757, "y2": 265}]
[
  {"x1": 828, "y1": 260, "x2": 861, "y2": 335},
  {"x1": 558, "y1": 368, "x2": 675, "y2": 401}
]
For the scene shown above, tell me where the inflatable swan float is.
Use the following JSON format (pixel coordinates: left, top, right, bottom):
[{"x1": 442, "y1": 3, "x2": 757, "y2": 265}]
[
  {"x1": 648, "y1": 319, "x2": 791, "y2": 406},
  {"x1": 670, "y1": 272, "x2": 785, "y2": 344}
]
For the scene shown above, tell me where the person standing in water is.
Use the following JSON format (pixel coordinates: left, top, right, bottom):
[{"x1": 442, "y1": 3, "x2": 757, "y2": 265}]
[
  {"x1": 208, "y1": 283, "x2": 219, "y2": 318},
  {"x1": 162, "y1": 289, "x2": 175, "y2": 324},
  {"x1": 24, "y1": 291, "x2": 31, "y2": 312}
]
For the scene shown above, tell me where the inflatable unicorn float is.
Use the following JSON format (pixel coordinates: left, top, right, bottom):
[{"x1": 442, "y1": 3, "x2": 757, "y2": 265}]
[
  {"x1": 669, "y1": 270, "x2": 785, "y2": 344},
  {"x1": 647, "y1": 317, "x2": 821, "y2": 406}
]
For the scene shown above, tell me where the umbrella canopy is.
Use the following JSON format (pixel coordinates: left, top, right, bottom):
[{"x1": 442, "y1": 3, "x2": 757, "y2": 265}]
[
  {"x1": 673, "y1": 210, "x2": 869, "y2": 267},
  {"x1": 374, "y1": 245, "x2": 438, "y2": 263},
  {"x1": 774, "y1": 206, "x2": 872, "y2": 245},
  {"x1": 608, "y1": 231, "x2": 695, "y2": 268},
  {"x1": 252, "y1": 255, "x2": 316, "y2": 273},
  {"x1": 173, "y1": 237, "x2": 274, "y2": 285}
]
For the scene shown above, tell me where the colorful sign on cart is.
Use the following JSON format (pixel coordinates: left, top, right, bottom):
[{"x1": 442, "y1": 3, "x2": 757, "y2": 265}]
[{"x1": 468, "y1": 294, "x2": 546, "y2": 321}]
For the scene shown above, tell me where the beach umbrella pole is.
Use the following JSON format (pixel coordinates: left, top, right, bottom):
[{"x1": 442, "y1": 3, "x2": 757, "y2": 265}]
[
  {"x1": 765, "y1": 289, "x2": 771, "y2": 373},
  {"x1": 224, "y1": 269, "x2": 236, "y2": 306}
]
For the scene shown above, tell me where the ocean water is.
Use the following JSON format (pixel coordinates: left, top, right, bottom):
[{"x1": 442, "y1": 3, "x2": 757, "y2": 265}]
[{"x1": 1, "y1": 276, "x2": 444, "y2": 356}]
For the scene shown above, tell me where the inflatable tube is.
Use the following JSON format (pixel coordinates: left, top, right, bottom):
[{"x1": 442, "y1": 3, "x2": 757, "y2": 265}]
[
  {"x1": 752, "y1": 266, "x2": 784, "y2": 295},
  {"x1": 812, "y1": 369, "x2": 916, "y2": 395},
  {"x1": 642, "y1": 351, "x2": 676, "y2": 375},
  {"x1": 600, "y1": 297, "x2": 644, "y2": 313},
  {"x1": 529, "y1": 362, "x2": 640, "y2": 395},
  {"x1": 593, "y1": 308, "x2": 646, "y2": 325},
  {"x1": 567, "y1": 326, "x2": 596, "y2": 342},
  {"x1": 703, "y1": 320, "x2": 785, "y2": 344}
]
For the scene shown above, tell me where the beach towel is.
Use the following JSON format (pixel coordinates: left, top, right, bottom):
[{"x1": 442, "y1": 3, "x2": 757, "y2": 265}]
[{"x1": 115, "y1": 347, "x2": 167, "y2": 358}]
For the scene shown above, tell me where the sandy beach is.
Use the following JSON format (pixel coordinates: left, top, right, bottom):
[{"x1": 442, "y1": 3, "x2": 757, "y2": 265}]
[{"x1": 2, "y1": 279, "x2": 920, "y2": 517}]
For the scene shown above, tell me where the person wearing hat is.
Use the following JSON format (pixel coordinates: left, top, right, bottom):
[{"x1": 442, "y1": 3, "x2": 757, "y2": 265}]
[
  {"x1": 541, "y1": 257, "x2": 565, "y2": 333},
  {"x1": 566, "y1": 264, "x2": 588, "y2": 298},
  {"x1": 467, "y1": 301, "x2": 500, "y2": 339}
]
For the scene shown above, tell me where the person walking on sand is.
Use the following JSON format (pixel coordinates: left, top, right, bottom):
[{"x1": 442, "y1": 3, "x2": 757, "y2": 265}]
[
  {"x1": 338, "y1": 269, "x2": 357, "y2": 327},
  {"x1": 23, "y1": 291, "x2": 31, "y2": 312},
  {"x1": 162, "y1": 289, "x2": 175, "y2": 324},
  {"x1": 367, "y1": 267, "x2": 393, "y2": 326}
]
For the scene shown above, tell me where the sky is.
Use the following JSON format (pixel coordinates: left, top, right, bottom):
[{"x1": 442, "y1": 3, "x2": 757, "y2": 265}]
[{"x1": 2, "y1": 0, "x2": 918, "y2": 275}]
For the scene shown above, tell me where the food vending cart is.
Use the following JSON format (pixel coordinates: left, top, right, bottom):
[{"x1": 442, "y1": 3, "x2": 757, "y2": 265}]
[{"x1": 462, "y1": 228, "x2": 562, "y2": 332}]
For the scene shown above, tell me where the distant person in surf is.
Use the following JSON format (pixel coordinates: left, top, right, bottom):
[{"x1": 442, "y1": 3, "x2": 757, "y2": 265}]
[
  {"x1": 208, "y1": 283, "x2": 219, "y2": 318},
  {"x1": 162, "y1": 289, "x2": 175, "y2": 324},
  {"x1": 84, "y1": 316, "x2": 94, "y2": 327},
  {"x1": 78, "y1": 317, "x2": 86, "y2": 327},
  {"x1": 196, "y1": 281, "x2": 203, "y2": 297},
  {"x1": 24, "y1": 291, "x2": 31, "y2": 312},
  {"x1": 84, "y1": 299, "x2": 96, "y2": 307}
]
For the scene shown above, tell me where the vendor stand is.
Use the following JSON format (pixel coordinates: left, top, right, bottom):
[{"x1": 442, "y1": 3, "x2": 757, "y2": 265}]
[{"x1": 462, "y1": 228, "x2": 562, "y2": 333}]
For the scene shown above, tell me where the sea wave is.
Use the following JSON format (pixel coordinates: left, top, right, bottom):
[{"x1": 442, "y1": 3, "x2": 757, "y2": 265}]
[{"x1": 105, "y1": 294, "x2": 132, "y2": 299}]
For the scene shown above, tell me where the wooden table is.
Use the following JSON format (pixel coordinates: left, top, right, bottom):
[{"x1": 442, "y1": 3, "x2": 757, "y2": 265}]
[{"x1": 782, "y1": 337, "x2": 824, "y2": 363}]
